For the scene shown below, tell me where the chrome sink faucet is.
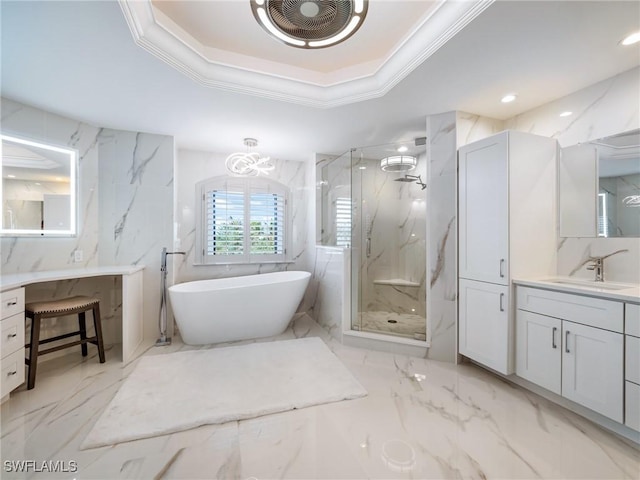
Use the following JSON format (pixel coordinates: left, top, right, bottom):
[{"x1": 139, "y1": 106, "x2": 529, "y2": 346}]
[
  {"x1": 586, "y1": 249, "x2": 629, "y2": 282},
  {"x1": 586, "y1": 257, "x2": 604, "y2": 282}
]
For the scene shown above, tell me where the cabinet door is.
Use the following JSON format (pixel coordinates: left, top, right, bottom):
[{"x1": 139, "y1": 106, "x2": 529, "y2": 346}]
[
  {"x1": 458, "y1": 133, "x2": 509, "y2": 285},
  {"x1": 459, "y1": 279, "x2": 512, "y2": 374},
  {"x1": 516, "y1": 310, "x2": 561, "y2": 395},
  {"x1": 562, "y1": 321, "x2": 623, "y2": 422}
]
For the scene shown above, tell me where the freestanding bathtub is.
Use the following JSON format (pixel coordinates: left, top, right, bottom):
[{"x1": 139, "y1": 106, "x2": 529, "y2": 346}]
[{"x1": 168, "y1": 271, "x2": 311, "y2": 345}]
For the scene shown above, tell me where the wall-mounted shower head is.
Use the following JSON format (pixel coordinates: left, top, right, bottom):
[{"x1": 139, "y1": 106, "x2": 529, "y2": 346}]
[
  {"x1": 394, "y1": 176, "x2": 416, "y2": 183},
  {"x1": 394, "y1": 174, "x2": 427, "y2": 190}
]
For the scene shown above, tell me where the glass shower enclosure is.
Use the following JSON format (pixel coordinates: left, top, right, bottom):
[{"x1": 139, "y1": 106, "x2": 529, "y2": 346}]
[{"x1": 318, "y1": 140, "x2": 427, "y2": 341}]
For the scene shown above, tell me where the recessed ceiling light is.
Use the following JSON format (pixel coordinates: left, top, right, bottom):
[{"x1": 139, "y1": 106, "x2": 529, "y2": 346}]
[
  {"x1": 35, "y1": 182, "x2": 41, "y2": 185},
  {"x1": 397, "y1": 146, "x2": 408, "y2": 153},
  {"x1": 7, "y1": 174, "x2": 16, "y2": 178},
  {"x1": 559, "y1": 111, "x2": 573, "y2": 117},
  {"x1": 501, "y1": 94, "x2": 517, "y2": 103},
  {"x1": 621, "y1": 31, "x2": 640, "y2": 46},
  {"x1": 358, "y1": 166, "x2": 366, "y2": 170}
]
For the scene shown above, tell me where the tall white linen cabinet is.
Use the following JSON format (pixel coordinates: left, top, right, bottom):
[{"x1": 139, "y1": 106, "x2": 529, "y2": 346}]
[{"x1": 458, "y1": 130, "x2": 558, "y2": 374}]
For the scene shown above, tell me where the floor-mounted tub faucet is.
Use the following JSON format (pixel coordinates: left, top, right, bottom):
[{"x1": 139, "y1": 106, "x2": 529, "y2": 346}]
[{"x1": 157, "y1": 247, "x2": 186, "y2": 346}]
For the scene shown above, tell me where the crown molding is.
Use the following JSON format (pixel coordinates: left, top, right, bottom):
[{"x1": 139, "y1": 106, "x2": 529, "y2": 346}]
[{"x1": 118, "y1": 0, "x2": 493, "y2": 108}]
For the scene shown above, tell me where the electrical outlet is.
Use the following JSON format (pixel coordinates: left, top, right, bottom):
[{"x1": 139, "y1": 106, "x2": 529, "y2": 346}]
[{"x1": 74, "y1": 250, "x2": 83, "y2": 263}]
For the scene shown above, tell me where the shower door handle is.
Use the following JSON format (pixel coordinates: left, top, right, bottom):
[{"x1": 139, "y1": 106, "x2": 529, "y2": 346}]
[{"x1": 366, "y1": 238, "x2": 371, "y2": 258}]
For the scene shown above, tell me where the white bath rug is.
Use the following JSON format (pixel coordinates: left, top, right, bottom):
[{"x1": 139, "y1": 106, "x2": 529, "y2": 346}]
[{"x1": 81, "y1": 337, "x2": 366, "y2": 449}]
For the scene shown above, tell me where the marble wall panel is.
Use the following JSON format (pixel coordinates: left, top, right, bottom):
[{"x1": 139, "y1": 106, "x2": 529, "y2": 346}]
[
  {"x1": 1, "y1": 98, "x2": 100, "y2": 272},
  {"x1": 98, "y1": 130, "x2": 174, "y2": 340},
  {"x1": 425, "y1": 111, "x2": 458, "y2": 362},
  {"x1": 307, "y1": 246, "x2": 348, "y2": 341},
  {"x1": 505, "y1": 67, "x2": 640, "y2": 284},
  {"x1": 173, "y1": 149, "x2": 312, "y2": 285}
]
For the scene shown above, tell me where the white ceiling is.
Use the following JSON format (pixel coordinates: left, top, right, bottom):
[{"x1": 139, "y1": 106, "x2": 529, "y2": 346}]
[
  {"x1": 1, "y1": 1, "x2": 639, "y2": 162},
  {"x1": 151, "y1": 0, "x2": 439, "y2": 73}
]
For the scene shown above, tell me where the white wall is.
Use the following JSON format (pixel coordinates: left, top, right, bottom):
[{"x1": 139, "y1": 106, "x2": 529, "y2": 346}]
[
  {"x1": 173, "y1": 149, "x2": 313, "y2": 283},
  {"x1": 1, "y1": 98, "x2": 101, "y2": 270},
  {"x1": 505, "y1": 66, "x2": 640, "y2": 284},
  {"x1": 1, "y1": 98, "x2": 174, "y2": 349}
]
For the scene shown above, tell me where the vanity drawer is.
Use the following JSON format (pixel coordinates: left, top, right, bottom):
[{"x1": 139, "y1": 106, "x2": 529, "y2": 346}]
[
  {"x1": 625, "y1": 381, "x2": 640, "y2": 432},
  {"x1": 1, "y1": 288, "x2": 24, "y2": 320},
  {"x1": 1, "y1": 348, "x2": 25, "y2": 398},
  {"x1": 0, "y1": 312, "x2": 25, "y2": 360},
  {"x1": 626, "y1": 303, "x2": 640, "y2": 337},
  {"x1": 517, "y1": 286, "x2": 623, "y2": 333},
  {"x1": 626, "y1": 335, "x2": 640, "y2": 385}
]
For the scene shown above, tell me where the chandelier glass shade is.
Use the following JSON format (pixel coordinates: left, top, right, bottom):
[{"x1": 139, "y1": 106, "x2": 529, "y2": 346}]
[{"x1": 225, "y1": 138, "x2": 275, "y2": 176}]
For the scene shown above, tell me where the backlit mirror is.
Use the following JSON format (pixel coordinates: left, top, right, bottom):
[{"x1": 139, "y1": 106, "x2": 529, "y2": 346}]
[
  {"x1": 1, "y1": 134, "x2": 77, "y2": 236},
  {"x1": 559, "y1": 129, "x2": 640, "y2": 238}
]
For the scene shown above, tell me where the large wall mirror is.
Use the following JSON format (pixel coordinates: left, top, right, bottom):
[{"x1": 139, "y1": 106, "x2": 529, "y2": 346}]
[
  {"x1": 559, "y1": 129, "x2": 640, "y2": 238},
  {"x1": 1, "y1": 134, "x2": 77, "y2": 236}
]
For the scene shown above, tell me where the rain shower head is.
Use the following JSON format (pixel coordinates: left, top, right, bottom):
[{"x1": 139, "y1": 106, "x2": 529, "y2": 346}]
[{"x1": 395, "y1": 174, "x2": 427, "y2": 190}]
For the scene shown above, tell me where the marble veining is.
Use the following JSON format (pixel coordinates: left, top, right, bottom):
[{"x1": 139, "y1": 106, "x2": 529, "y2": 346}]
[{"x1": 4, "y1": 315, "x2": 638, "y2": 479}]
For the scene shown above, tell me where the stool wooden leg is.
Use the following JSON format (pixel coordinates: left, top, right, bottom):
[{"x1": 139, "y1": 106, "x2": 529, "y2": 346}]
[
  {"x1": 92, "y1": 303, "x2": 106, "y2": 363},
  {"x1": 79, "y1": 312, "x2": 88, "y2": 357},
  {"x1": 27, "y1": 314, "x2": 41, "y2": 390}
]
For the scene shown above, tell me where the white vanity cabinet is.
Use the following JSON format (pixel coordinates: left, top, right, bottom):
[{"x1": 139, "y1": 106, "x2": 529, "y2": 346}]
[
  {"x1": 516, "y1": 286, "x2": 624, "y2": 423},
  {"x1": 458, "y1": 131, "x2": 557, "y2": 375},
  {"x1": 625, "y1": 303, "x2": 640, "y2": 431},
  {"x1": 1, "y1": 287, "x2": 25, "y2": 399}
]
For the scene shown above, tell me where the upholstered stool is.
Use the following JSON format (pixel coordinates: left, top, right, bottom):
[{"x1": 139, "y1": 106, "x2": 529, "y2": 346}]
[{"x1": 25, "y1": 296, "x2": 105, "y2": 389}]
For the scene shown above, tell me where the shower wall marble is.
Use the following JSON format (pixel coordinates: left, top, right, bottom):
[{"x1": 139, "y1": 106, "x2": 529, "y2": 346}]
[
  {"x1": 0, "y1": 98, "x2": 174, "y2": 349},
  {"x1": 173, "y1": 149, "x2": 312, "y2": 285},
  {"x1": 505, "y1": 66, "x2": 640, "y2": 284}
]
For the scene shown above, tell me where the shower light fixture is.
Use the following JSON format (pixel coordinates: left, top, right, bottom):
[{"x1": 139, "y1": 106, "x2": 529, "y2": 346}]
[
  {"x1": 225, "y1": 138, "x2": 275, "y2": 176},
  {"x1": 380, "y1": 155, "x2": 417, "y2": 172},
  {"x1": 250, "y1": 0, "x2": 369, "y2": 49}
]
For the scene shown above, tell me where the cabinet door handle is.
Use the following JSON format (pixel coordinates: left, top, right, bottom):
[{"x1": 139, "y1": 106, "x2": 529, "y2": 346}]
[
  {"x1": 499, "y1": 259, "x2": 505, "y2": 278},
  {"x1": 499, "y1": 293, "x2": 505, "y2": 312},
  {"x1": 7, "y1": 370, "x2": 17, "y2": 376},
  {"x1": 7, "y1": 333, "x2": 17, "y2": 338},
  {"x1": 5, "y1": 300, "x2": 17, "y2": 307},
  {"x1": 565, "y1": 330, "x2": 570, "y2": 353},
  {"x1": 552, "y1": 327, "x2": 557, "y2": 349}
]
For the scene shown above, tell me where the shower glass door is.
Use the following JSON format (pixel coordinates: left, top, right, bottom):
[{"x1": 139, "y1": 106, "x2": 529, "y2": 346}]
[{"x1": 350, "y1": 142, "x2": 427, "y2": 340}]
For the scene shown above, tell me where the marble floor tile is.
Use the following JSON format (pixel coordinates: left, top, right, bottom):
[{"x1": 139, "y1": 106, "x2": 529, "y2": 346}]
[{"x1": 1, "y1": 315, "x2": 638, "y2": 479}]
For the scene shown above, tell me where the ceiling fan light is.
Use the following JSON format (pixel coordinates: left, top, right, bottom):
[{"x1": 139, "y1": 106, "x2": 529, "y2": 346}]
[
  {"x1": 380, "y1": 155, "x2": 417, "y2": 172},
  {"x1": 251, "y1": 0, "x2": 368, "y2": 49}
]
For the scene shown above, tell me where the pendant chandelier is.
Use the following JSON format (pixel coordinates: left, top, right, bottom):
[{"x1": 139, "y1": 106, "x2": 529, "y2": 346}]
[{"x1": 225, "y1": 138, "x2": 275, "y2": 176}]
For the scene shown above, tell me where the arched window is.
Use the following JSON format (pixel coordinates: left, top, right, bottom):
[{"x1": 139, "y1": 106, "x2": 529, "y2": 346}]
[{"x1": 196, "y1": 176, "x2": 290, "y2": 264}]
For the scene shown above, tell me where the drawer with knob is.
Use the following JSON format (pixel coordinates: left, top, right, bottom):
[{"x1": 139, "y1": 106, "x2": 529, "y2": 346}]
[
  {"x1": 1, "y1": 288, "x2": 25, "y2": 320},
  {"x1": 1, "y1": 349, "x2": 25, "y2": 397}
]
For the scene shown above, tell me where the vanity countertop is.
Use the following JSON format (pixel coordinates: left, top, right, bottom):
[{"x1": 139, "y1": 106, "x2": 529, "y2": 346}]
[
  {"x1": 0, "y1": 265, "x2": 145, "y2": 292},
  {"x1": 514, "y1": 277, "x2": 640, "y2": 303}
]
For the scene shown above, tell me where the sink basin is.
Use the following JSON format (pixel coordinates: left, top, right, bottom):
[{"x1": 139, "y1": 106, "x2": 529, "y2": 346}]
[{"x1": 545, "y1": 279, "x2": 632, "y2": 291}]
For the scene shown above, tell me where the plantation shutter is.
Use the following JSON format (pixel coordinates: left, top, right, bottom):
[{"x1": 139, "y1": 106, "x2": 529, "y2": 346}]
[
  {"x1": 206, "y1": 183, "x2": 245, "y2": 256},
  {"x1": 249, "y1": 182, "x2": 286, "y2": 261},
  {"x1": 335, "y1": 196, "x2": 352, "y2": 247},
  {"x1": 199, "y1": 176, "x2": 289, "y2": 264}
]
